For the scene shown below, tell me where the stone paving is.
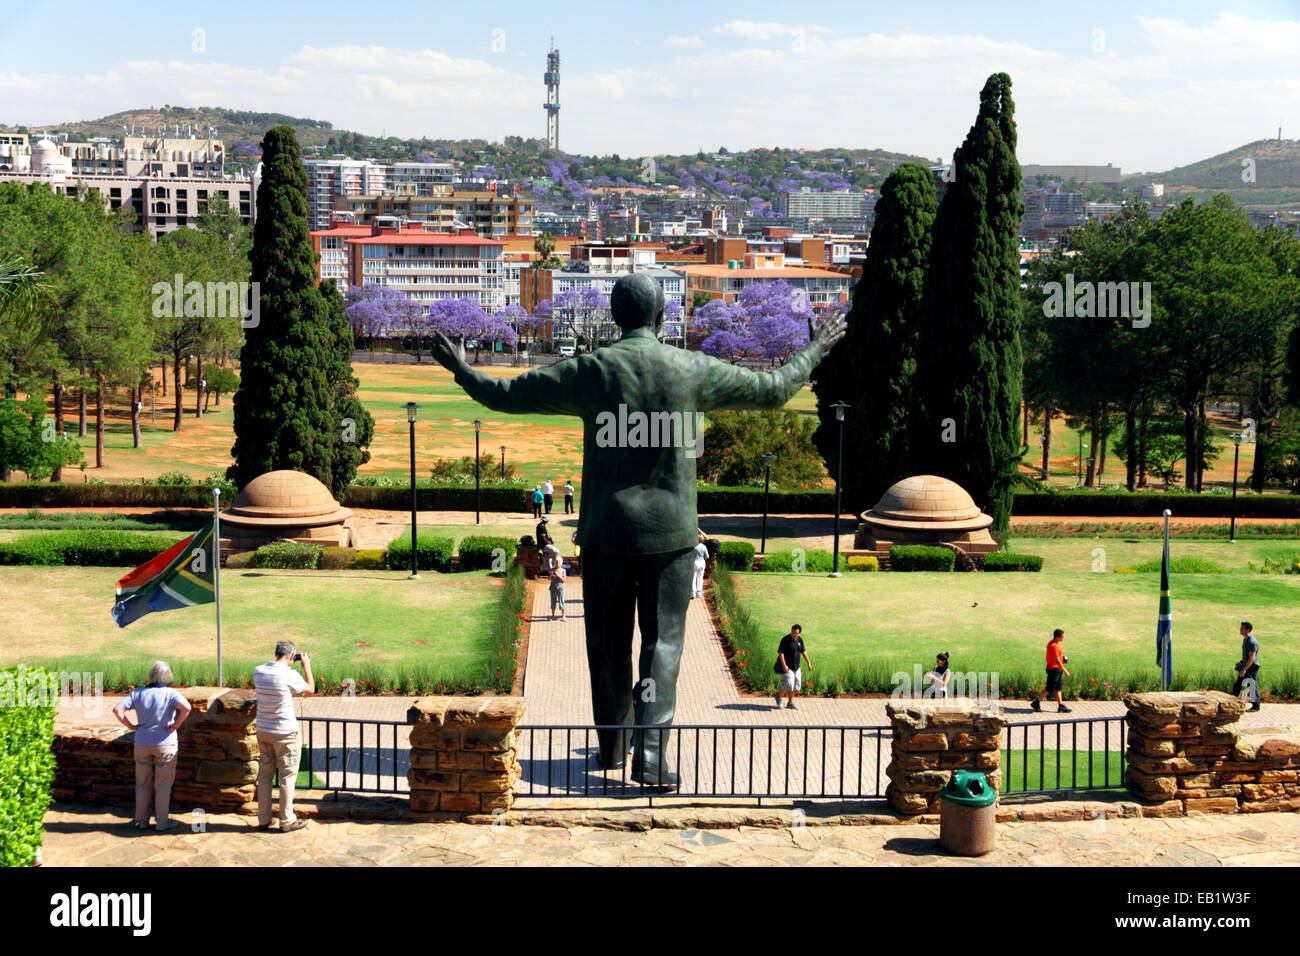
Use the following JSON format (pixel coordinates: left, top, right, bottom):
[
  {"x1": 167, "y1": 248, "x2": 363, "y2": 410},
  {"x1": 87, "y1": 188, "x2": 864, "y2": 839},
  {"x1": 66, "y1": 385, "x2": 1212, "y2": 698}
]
[{"x1": 38, "y1": 803, "x2": 1300, "y2": 867}]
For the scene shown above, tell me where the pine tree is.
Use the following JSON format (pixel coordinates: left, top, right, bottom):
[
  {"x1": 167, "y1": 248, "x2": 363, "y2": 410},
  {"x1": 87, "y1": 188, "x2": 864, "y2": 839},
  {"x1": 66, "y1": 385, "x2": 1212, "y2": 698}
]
[
  {"x1": 911, "y1": 73, "x2": 1025, "y2": 533},
  {"x1": 229, "y1": 125, "x2": 367, "y2": 497},
  {"x1": 813, "y1": 163, "x2": 936, "y2": 513}
]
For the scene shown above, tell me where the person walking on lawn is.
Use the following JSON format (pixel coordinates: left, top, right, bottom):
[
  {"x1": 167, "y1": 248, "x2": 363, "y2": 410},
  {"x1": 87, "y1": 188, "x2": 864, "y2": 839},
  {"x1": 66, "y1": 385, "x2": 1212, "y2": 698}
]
[
  {"x1": 1232, "y1": 622, "x2": 1261, "y2": 712},
  {"x1": 1031, "y1": 629, "x2": 1070, "y2": 713},
  {"x1": 774, "y1": 624, "x2": 812, "y2": 710}
]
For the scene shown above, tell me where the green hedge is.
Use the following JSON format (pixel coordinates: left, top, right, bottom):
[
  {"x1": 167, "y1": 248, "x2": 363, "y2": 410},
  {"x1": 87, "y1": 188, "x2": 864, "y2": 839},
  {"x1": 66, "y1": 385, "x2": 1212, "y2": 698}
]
[
  {"x1": 1011, "y1": 490, "x2": 1300, "y2": 518},
  {"x1": 760, "y1": 548, "x2": 837, "y2": 573},
  {"x1": 697, "y1": 485, "x2": 834, "y2": 514},
  {"x1": 0, "y1": 530, "x2": 187, "y2": 566},
  {"x1": 490, "y1": 563, "x2": 527, "y2": 691},
  {"x1": 0, "y1": 665, "x2": 56, "y2": 866},
  {"x1": 354, "y1": 549, "x2": 387, "y2": 570},
  {"x1": 982, "y1": 552, "x2": 1044, "y2": 572},
  {"x1": 251, "y1": 541, "x2": 323, "y2": 570},
  {"x1": 847, "y1": 555, "x2": 879, "y2": 572},
  {"x1": 344, "y1": 485, "x2": 528, "y2": 512},
  {"x1": 458, "y1": 535, "x2": 516, "y2": 571},
  {"x1": 890, "y1": 545, "x2": 955, "y2": 572},
  {"x1": 386, "y1": 529, "x2": 455, "y2": 573},
  {"x1": 717, "y1": 541, "x2": 756, "y2": 571}
]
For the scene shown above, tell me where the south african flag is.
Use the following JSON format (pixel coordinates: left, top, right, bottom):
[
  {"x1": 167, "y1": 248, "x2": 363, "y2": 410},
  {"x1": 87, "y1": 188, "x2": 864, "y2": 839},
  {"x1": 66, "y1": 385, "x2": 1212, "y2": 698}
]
[{"x1": 111, "y1": 520, "x2": 217, "y2": 628}]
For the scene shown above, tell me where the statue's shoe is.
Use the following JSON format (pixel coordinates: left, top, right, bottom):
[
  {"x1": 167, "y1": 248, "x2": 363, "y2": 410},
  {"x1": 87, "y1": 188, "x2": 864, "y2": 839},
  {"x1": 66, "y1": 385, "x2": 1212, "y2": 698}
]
[{"x1": 631, "y1": 767, "x2": 679, "y2": 790}]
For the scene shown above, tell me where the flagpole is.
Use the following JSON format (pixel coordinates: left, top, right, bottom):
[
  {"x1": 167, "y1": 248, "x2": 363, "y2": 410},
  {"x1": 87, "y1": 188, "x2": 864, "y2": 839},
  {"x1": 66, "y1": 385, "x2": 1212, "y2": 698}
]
[
  {"x1": 214, "y1": 488, "x2": 223, "y2": 688},
  {"x1": 1161, "y1": 508, "x2": 1171, "y2": 691}
]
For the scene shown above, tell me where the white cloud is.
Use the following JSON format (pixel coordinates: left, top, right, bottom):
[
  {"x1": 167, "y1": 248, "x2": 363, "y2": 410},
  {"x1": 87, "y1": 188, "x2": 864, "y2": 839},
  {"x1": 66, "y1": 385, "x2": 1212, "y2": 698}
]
[{"x1": 1, "y1": 17, "x2": 1295, "y2": 173}]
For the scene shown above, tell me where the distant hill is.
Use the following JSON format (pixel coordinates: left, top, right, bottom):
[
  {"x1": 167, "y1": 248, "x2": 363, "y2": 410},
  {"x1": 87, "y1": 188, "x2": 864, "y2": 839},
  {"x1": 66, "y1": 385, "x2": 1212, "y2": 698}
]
[
  {"x1": 1122, "y1": 138, "x2": 1300, "y2": 211},
  {"x1": 12, "y1": 105, "x2": 334, "y2": 150}
]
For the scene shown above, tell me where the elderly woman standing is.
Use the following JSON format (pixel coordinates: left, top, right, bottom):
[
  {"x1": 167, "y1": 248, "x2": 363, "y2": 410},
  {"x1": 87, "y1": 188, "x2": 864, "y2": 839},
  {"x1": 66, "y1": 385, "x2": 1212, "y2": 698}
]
[{"x1": 112, "y1": 662, "x2": 192, "y2": 832}]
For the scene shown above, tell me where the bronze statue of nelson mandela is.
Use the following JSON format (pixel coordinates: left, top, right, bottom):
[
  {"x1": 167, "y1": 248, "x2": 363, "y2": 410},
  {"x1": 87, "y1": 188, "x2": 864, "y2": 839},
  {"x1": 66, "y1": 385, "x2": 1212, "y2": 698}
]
[{"x1": 430, "y1": 273, "x2": 846, "y2": 788}]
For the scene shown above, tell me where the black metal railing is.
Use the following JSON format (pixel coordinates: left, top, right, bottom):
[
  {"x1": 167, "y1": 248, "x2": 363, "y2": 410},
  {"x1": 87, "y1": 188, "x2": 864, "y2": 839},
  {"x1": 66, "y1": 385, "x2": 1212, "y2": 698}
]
[
  {"x1": 515, "y1": 724, "x2": 892, "y2": 800},
  {"x1": 1000, "y1": 715, "x2": 1127, "y2": 795},
  {"x1": 274, "y1": 718, "x2": 410, "y2": 796}
]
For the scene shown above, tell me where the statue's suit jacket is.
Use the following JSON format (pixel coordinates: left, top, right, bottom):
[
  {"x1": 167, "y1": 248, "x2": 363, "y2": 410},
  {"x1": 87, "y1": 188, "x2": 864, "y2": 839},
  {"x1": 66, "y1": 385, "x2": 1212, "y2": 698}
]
[{"x1": 453, "y1": 327, "x2": 823, "y2": 555}]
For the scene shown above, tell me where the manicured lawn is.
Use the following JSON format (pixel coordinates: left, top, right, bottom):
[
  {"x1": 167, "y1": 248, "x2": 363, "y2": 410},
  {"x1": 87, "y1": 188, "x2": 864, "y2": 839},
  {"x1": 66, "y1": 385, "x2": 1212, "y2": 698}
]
[
  {"x1": 730, "y1": 570, "x2": 1300, "y2": 689},
  {"x1": 0, "y1": 566, "x2": 505, "y2": 686},
  {"x1": 1001, "y1": 749, "x2": 1126, "y2": 793},
  {"x1": 1005, "y1": 536, "x2": 1300, "y2": 573}
]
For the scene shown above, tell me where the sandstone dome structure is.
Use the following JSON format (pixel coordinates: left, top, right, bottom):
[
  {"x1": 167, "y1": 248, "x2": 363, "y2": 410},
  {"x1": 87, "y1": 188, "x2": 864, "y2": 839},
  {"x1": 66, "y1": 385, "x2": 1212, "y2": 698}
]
[
  {"x1": 853, "y1": 475, "x2": 997, "y2": 555},
  {"x1": 220, "y1": 470, "x2": 354, "y2": 552}
]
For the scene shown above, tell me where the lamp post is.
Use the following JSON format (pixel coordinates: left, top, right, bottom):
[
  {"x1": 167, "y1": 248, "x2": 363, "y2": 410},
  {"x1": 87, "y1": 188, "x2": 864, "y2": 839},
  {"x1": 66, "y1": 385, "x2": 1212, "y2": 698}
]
[
  {"x1": 500, "y1": 445, "x2": 506, "y2": 480},
  {"x1": 829, "y1": 402, "x2": 850, "y2": 577},
  {"x1": 760, "y1": 453, "x2": 777, "y2": 554},
  {"x1": 404, "y1": 402, "x2": 420, "y2": 579},
  {"x1": 474, "y1": 419, "x2": 483, "y2": 525},
  {"x1": 1039, "y1": 433, "x2": 1049, "y2": 480},
  {"x1": 1229, "y1": 432, "x2": 1243, "y2": 543}
]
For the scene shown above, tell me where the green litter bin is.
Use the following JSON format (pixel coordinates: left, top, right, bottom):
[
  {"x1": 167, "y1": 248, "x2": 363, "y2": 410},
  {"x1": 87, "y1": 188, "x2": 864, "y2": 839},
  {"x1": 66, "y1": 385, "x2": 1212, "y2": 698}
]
[{"x1": 939, "y1": 770, "x2": 998, "y2": 856}]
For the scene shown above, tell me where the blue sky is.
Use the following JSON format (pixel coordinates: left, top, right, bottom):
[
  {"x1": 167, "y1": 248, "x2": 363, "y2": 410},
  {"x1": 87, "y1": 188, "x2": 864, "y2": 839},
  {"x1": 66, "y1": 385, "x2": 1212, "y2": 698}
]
[{"x1": 2, "y1": 1, "x2": 1298, "y2": 172}]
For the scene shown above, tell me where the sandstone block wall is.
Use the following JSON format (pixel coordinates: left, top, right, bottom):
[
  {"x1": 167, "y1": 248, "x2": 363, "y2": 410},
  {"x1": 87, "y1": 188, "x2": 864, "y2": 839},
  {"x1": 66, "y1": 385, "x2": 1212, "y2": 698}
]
[
  {"x1": 885, "y1": 703, "x2": 1005, "y2": 815},
  {"x1": 407, "y1": 697, "x2": 526, "y2": 822},
  {"x1": 1124, "y1": 691, "x2": 1300, "y2": 815},
  {"x1": 53, "y1": 687, "x2": 258, "y2": 811}
]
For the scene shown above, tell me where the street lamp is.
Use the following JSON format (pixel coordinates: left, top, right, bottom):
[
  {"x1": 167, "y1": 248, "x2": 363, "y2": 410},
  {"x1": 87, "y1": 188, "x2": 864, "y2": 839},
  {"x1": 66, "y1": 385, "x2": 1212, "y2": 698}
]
[
  {"x1": 474, "y1": 419, "x2": 483, "y2": 525},
  {"x1": 829, "y1": 402, "x2": 850, "y2": 577},
  {"x1": 1229, "y1": 432, "x2": 1243, "y2": 542},
  {"x1": 760, "y1": 453, "x2": 777, "y2": 554},
  {"x1": 1039, "y1": 433, "x2": 1049, "y2": 480},
  {"x1": 500, "y1": 445, "x2": 506, "y2": 480},
  {"x1": 403, "y1": 402, "x2": 420, "y2": 579}
]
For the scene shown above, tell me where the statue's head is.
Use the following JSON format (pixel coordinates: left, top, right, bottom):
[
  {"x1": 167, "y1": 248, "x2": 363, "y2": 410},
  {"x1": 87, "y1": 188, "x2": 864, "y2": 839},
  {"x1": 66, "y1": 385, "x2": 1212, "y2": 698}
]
[{"x1": 611, "y1": 273, "x2": 663, "y2": 333}]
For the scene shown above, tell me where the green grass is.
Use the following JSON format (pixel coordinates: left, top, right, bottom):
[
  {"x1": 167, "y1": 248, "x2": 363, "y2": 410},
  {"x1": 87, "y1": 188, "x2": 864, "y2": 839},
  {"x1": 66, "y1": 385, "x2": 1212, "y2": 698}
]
[
  {"x1": 725, "y1": 568, "x2": 1300, "y2": 696},
  {"x1": 1006, "y1": 536, "x2": 1300, "y2": 573},
  {"x1": 0, "y1": 566, "x2": 508, "y2": 690},
  {"x1": 1001, "y1": 749, "x2": 1126, "y2": 793}
]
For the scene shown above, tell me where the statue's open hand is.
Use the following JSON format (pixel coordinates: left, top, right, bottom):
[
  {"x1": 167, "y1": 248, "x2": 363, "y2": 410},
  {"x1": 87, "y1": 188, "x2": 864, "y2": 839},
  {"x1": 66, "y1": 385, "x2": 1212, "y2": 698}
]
[
  {"x1": 429, "y1": 331, "x2": 469, "y2": 374},
  {"x1": 811, "y1": 314, "x2": 848, "y2": 353}
]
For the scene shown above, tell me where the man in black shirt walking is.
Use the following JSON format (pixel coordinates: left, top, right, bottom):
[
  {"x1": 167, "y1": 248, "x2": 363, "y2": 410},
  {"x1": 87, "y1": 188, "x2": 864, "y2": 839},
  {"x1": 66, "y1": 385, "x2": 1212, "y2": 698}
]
[
  {"x1": 1233, "y1": 622, "x2": 1261, "y2": 712},
  {"x1": 774, "y1": 624, "x2": 812, "y2": 710}
]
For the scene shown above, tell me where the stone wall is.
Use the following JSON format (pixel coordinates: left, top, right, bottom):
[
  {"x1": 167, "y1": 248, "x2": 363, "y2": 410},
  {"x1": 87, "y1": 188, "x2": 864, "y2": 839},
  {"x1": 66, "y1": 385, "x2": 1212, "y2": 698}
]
[
  {"x1": 1125, "y1": 691, "x2": 1300, "y2": 815},
  {"x1": 407, "y1": 697, "x2": 526, "y2": 822},
  {"x1": 53, "y1": 687, "x2": 257, "y2": 811},
  {"x1": 884, "y1": 702, "x2": 1005, "y2": 815}
]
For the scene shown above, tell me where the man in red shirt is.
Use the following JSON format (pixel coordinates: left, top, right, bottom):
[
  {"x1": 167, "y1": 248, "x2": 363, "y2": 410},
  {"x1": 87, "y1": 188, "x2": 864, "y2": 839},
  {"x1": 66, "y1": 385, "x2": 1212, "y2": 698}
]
[{"x1": 1030, "y1": 629, "x2": 1071, "y2": 713}]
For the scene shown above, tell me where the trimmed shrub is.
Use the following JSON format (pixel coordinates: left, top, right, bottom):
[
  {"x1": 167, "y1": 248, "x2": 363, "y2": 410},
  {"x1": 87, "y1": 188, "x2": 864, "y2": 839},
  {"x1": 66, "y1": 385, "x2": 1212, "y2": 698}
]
[
  {"x1": 154, "y1": 471, "x2": 193, "y2": 486},
  {"x1": 344, "y1": 484, "x2": 527, "y2": 513},
  {"x1": 982, "y1": 552, "x2": 1044, "y2": 572},
  {"x1": 717, "y1": 541, "x2": 756, "y2": 571},
  {"x1": 847, "y1": 555, "x2": 880, "y2": 572},
  {"x1": 0, "y1": 530, "x2": 186, "y2": 566},
  {"x1": 697, "y1": 485, "x2": 833, "y2": 515},
  {"x1": 0, "y1": 665, "x2": 56, "y2": 866},
  {"x1": 458, "y1": 535, "x2": 516, "y2": 571},
  {"x1": 224, "y1": 551, "x2": 255, "y2": 569},
  {"x1": 1131, "y1": 556, "x2": 1227, "y2": 574},
  {"x1": 890, "y1": 545, "x2": 955, "y2": 572},
  {"x1": 251, "y1": 541, "x2": 323, "y2": 570},
  {"x1": 353, "y1": 549, "x2": 388, "y2": 570},
  {"x1": 318, "y1": 546, "x2": 356, "y2": 570},
  {"x1": 386, "y1": 529, "x2": 454, "y2": 573},
  {"x1": 760, "y1": 548, "x2": 835, "y2": 573}
]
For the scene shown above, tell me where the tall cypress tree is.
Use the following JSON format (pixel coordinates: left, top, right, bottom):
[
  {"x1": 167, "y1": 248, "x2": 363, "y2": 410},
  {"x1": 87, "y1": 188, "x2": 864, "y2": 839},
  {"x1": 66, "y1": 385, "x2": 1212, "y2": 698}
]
[
  {"x1": 813, "y1": 163, "x2": 937, "y2": 513},
  {"x1": 229, "y1": 126, "x2": 369, "y2": 498},
  {"x1": 911, "y1": 73, "x2": 1025, "y2": 533}
]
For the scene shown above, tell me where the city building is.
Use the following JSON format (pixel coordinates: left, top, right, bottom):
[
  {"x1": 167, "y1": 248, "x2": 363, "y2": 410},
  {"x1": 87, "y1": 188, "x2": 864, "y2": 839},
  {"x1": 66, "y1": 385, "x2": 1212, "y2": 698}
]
[
  {"x1": 675, "y1": 237, "x2": 852, "y2": 310},
  {"x1": 331, "y1": 183, "x2": 533, "y2": 238},
  {"x1": 775, "y1": 187, "x2": 866, "y2": 219},
  {"x1": 303, "y1": 157, "x2": 457, "y2": 229},
  {"x1": 0, "y1": 135, "x2": 255, "y2": 238},
  {"x1": 310, "y1": 216, "x2": 504, "y2": 310},
  {"x1": 1021, "y1": 164, "x2": 1123, "y2": 184}
]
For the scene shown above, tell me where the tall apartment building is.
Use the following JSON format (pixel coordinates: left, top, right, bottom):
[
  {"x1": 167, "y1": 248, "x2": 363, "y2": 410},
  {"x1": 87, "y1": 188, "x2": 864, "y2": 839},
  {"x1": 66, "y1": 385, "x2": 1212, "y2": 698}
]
[
  {"x1": 676, "y1": 237, "x2": 851, "y2": 310},
  {"x1": 0, "y1": 135, "x2": 254, "y2": 238},
  {"x1": 311, "y1": 217, "x2": 504, "y2": 311},
  {"x1": 333, "y1": 182, "x2": 533, "y2": 238},
  {"x1": 303, "y1": 157, "x2": 457, "y2": 229},
  {"x1": 776, "y1": 187, "x2": 865, "y2": 219},
  {"x1": 1021, "y1": 164, "x2": 1123, "y2": 184}
]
